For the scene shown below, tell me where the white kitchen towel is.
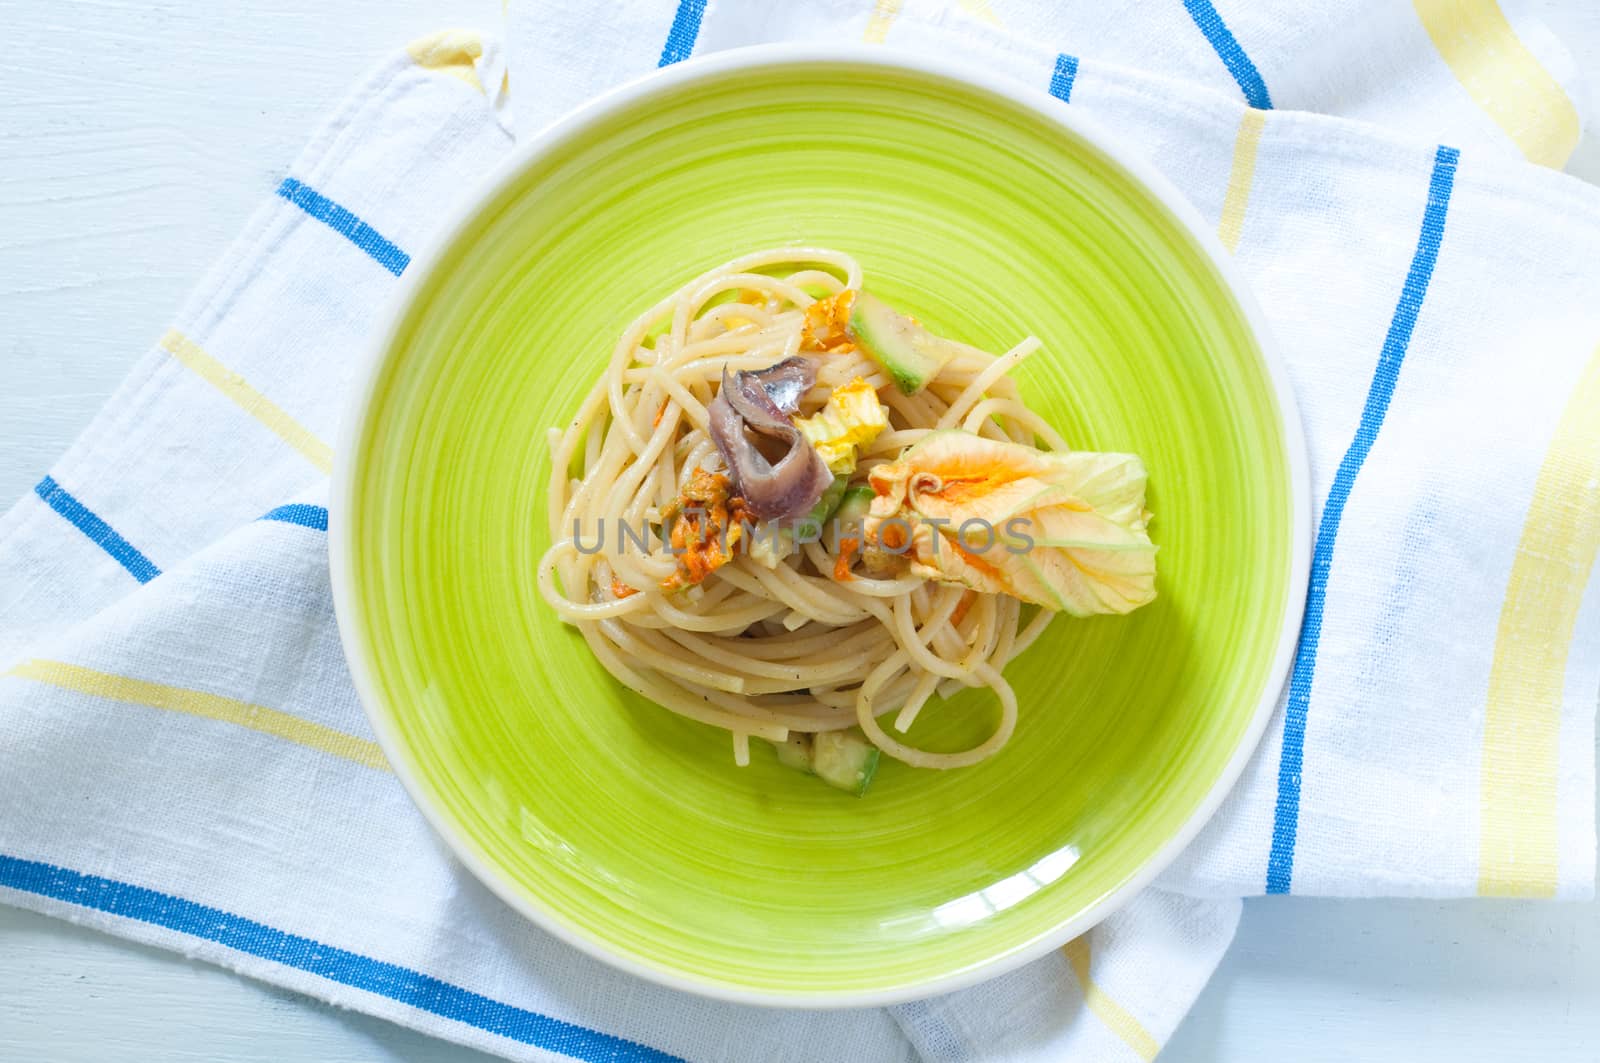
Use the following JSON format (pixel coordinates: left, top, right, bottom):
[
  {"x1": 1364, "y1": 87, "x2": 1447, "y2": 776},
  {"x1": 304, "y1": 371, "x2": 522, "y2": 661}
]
[
  {"x1": 507, "y1": 0, "x2": 1587, "y2": 170},
  {"x1": 2, "y1": 4, "x2": 1599, "y2": 1063}
]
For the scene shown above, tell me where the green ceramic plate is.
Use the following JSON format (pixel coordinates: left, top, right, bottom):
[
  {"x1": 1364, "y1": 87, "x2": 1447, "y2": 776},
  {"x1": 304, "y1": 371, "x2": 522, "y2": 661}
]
[{"x1": 331, "y1": 47, "x2": 1309, "y2": 1006}]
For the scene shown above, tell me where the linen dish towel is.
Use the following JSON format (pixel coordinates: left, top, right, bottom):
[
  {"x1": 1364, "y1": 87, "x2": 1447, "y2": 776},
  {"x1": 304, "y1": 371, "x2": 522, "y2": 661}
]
[{"x1": 2, "y1": 4, "x2": 1598, "y2": 1062}]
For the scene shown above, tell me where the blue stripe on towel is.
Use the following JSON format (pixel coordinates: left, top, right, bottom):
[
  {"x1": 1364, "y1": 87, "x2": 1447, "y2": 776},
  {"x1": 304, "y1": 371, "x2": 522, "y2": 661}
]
[
  {"x1": 658, "y1": 0, "x2": 708, "y2": 67},
  {"x1": 0, "y1": 854, "x2": 683, "y2": 1063},
  {"x1": 1049, "y1": 54, "x2": 1080, "y2": 103},
  {"x1": 34, "y1": 476, "x2": 160, "y2": 584},
  {"x1": 1266, "y1": 145, "x2": 1461, "y2": 894},
  {"x1": 275, "y1": 178, "x2": 410, "y2": 276},
  {"x1": 1181, "y1": 0, "x2": 1272, "y2": 109},
  {"x1": 260, "y1": 504, "x2": 329, "y2": 531}
]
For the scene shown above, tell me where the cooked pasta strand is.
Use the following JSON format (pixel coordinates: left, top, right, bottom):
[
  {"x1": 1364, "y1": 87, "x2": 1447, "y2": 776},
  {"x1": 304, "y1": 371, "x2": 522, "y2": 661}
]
[{"x1": 536, "y1": 250, "x2": 1059, "y2": 770}]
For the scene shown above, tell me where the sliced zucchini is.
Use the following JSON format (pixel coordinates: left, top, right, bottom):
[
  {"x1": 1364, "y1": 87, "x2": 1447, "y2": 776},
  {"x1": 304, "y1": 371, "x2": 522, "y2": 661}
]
[
  {"x1": 794, "y1": 474, "x2": 849, "y2": 541},
  {"x1": 833, "y1": 484, "x2": 875, "y2": 523},
  {"x1": 768, "y1": 728, "x2": 881, "y2": 796},
  {"x1": 849, "y1": 291, "x2": 962, "y2": 395},
  {"x1": 811, "y1": 729, "x2": 882, "y2": 796},
  {"x1": 749, "y1": 475, "x2": 850, "y2": 568},
  {"x1": 774, "y1": 733, "x2": 814, "y2": 772},
  {"x1": 826, "y1": 484, "x2": 875, "y2": 550}
]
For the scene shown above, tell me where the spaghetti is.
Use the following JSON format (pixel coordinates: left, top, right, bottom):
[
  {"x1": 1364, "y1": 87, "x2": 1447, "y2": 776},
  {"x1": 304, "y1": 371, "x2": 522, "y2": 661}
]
[{"x1": 537, "y1": 249, "x2": 1153, "y2": 778}]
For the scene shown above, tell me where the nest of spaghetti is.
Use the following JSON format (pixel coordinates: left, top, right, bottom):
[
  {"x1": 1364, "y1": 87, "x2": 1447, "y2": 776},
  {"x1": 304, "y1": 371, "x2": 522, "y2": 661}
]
[{"x1": 539, "y1": 249, "x2": 1156, "y2": 795}]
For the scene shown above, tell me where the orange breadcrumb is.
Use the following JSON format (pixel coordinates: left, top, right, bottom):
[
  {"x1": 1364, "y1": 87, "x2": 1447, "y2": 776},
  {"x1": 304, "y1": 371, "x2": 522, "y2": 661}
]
[
  {"x1": 801, "y1": 290, "x2": 858, "y2": 353},
  {"x1": 659, "y1": 468, "x2": 747, "y2": 592},
  {"x1": 834, "y1": 538, "x2": 860, "y2": 582},
  {"x1": 950, "y1": 589, "x2": 977, "y2": 626}
]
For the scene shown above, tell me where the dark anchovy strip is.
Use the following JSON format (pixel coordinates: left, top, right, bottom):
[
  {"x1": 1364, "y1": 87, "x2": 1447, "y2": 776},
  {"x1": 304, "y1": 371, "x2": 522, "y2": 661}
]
[
  {"x1": 707, "y1": 357, "x2": 834, "y2": 521},
  {"x1": 745, "y1": 355, "x2": 813, "y2": 414}
]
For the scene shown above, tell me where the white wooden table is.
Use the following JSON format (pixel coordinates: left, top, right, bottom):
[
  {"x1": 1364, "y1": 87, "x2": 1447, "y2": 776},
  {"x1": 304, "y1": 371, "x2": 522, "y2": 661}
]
[{"x1": 3, "y1": 2, "x2": 1598, "y2": 1059}]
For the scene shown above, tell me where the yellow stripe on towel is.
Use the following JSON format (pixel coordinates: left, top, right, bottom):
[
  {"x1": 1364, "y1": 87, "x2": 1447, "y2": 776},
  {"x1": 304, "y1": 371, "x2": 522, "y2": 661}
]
[
  {"x1": 863, "y1": 0, "x2": 902, "y2": 43},
  {"x1": 1479, "y1": 343, "x2": 1600, "y2": 897},
  {"x1": 956, "y1": 0, "x2": 1003, "y2": 26},
  {"x1": 1064, "y1": 936, "x2": 1161, "y2": 1061},
  {"x1": 159, "y1": 329, "x2": 334, "y2": 475},
  {"x1": 406, "y1": 30, "x2": 485, "y2": 94},
  {"x1": 1218, "y1": 109, "x2": 1267, "y2": 253},
  {"x1": 8, "y1": 659, "x2": 390, "y2": 772},
  {"x1": 1413, "y1": 0, "x2": 1580, "y2": 168}
]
